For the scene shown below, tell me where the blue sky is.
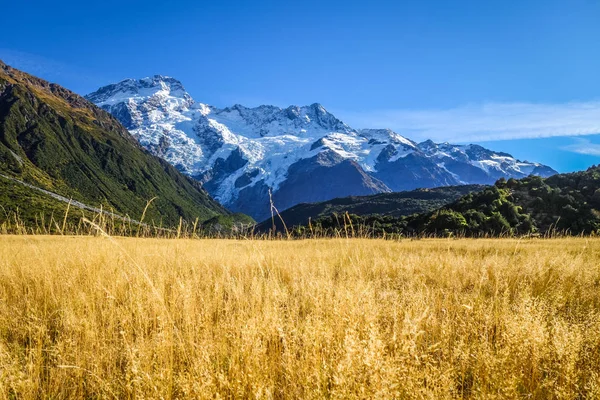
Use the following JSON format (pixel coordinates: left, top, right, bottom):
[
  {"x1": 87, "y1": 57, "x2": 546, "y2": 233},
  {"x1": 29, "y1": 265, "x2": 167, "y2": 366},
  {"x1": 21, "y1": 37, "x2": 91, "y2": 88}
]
[{"x1": 2, "y1": 0, "x2": 600, "y2": 172}]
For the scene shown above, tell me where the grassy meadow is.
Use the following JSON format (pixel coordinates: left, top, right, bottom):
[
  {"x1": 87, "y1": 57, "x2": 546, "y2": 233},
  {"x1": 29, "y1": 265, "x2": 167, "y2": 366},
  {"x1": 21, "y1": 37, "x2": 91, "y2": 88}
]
[{"x1": 1, "y1": 236, "x2": 599, "y2": 398}]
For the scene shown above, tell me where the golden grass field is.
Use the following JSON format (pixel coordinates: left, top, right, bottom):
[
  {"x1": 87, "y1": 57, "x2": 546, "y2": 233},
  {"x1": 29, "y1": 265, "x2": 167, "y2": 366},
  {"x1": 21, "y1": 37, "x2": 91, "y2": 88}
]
[{"x1": 1, "y1": 236, "x2": 599, "y2": 399}]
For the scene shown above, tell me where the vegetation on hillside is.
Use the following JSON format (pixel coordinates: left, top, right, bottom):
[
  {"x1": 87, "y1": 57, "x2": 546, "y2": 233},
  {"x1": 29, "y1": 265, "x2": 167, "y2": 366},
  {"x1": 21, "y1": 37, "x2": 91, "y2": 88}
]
[
  {"x1": 0, "y1": 174, "x2": 91, "y2": 232},
  {"x1": 297, "y1": 166, "x2": 600, "y2": 237},
  {"x1": 258, "y1": 184, "x2": 485, "y2": 231},
  {"x1": 0, "y1": 173, "x2": 255, "y2": 236}
]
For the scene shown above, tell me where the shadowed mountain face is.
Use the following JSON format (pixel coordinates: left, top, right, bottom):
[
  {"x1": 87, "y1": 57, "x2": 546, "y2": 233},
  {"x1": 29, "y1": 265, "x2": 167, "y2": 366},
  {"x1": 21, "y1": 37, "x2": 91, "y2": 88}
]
[
  {"x1": 0, "y1": 61, "x2": 232, "y2": 226},
  {"x1": 228, "y1": 151, "x2": 391, "y2": 221},
  {"x1": 87, "y1": 76, "x2": 558, "y2": 221}
]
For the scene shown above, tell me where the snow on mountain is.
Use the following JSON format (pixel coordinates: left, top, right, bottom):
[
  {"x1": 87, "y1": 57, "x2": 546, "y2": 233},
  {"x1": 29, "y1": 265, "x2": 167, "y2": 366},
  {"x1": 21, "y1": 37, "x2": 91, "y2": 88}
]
[{"x1": 86, "y1": 77, "x2": 558, "y2": 221}]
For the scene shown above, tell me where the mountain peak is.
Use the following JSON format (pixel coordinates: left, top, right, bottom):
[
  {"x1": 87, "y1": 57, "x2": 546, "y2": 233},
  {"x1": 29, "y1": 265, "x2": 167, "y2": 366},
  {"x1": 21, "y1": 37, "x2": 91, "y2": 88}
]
[
  {"x1": 360, "y1": 129, "x2": 417, "y2": 148},
  {"x1": 418, "y1": 139, "x2": 436, "y2": 150},
  {"x1": 309, "y1": 102, "x2": 326, "y2": 113},
  {"x1": 139, "y1": 75, "x2": 186, "y2": 91},
  {"x1": 85, "y1": 75, "x2": 189, "y2": 106}
]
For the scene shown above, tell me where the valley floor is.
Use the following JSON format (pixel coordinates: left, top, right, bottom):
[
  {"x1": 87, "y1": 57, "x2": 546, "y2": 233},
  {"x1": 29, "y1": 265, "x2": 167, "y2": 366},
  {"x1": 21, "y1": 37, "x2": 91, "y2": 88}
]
[{"x1": 1, "y1": 237, "x2": 599, "y2": 398}]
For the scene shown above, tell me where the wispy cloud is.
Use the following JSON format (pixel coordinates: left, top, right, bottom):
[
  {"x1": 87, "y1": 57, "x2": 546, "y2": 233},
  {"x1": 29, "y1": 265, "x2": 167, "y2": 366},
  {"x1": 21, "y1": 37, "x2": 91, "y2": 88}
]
[
  {"x1": 562, "y1": 138, "x2": 600, "y2": 156},
  {"x1": 337, "y1": 102, "x2": 600, "y2": 143}
]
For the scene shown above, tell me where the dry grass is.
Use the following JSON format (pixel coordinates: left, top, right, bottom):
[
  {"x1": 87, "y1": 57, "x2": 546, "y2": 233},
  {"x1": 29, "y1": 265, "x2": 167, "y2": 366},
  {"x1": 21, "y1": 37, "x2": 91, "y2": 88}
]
[{"x1": 0, "y1": 236, "x2": 599, "y2": 398}]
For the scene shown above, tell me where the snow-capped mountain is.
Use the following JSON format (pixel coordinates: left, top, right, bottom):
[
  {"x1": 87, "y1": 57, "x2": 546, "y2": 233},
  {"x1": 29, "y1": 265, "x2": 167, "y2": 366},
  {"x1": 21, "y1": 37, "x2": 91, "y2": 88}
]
[{"x1": 86, "y1": 76, "x2": 557, "y2": 221}]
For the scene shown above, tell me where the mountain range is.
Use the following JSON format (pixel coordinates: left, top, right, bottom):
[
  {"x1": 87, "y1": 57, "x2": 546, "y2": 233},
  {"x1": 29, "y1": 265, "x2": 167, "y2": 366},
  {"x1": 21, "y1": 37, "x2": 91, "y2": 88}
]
[
  {"x1": 86, "y1": 76, "x2": 558, "y2": 221},
  {"x1": 0, "y1": 61, "x2": 241, "y2": 229}
]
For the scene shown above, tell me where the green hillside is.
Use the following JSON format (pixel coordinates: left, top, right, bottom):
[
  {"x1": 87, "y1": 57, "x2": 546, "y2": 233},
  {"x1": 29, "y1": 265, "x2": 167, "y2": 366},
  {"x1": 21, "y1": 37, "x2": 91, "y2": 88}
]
[
  {"x1": 0, "y1": 61, "x2": 237, "y2": 228},
  {"x1": 0, "y1": 174, "x2": 89, "y2": 232},
  {"x1": 258, "y1": 184, "x2": 485, "y2": 231},
  {"x1": 299, "y1": 166, "x2": 600, "y2": 237}
]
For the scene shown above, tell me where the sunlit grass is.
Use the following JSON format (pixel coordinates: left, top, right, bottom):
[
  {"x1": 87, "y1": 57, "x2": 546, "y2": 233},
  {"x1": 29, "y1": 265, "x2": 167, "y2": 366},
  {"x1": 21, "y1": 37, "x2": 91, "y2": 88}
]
[{"x1": 0, "y1": 237, "x2": 599, "y2": 398}]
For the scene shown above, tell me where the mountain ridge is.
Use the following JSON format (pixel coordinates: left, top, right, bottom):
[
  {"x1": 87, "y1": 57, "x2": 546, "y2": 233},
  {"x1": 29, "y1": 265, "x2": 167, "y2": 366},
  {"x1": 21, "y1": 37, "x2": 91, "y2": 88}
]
[{"x1": 87, "y1": 75, "x2": 558, "y2": 221}]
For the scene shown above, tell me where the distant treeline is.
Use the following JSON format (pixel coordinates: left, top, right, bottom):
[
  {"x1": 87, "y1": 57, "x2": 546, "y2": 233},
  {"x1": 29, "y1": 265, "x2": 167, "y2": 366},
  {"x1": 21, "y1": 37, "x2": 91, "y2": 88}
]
[{"x1": 282, "y1": 166, "x2": 600, "y2": 238}]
